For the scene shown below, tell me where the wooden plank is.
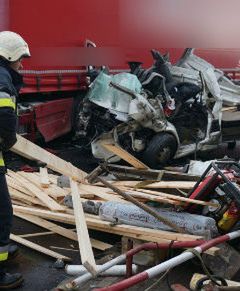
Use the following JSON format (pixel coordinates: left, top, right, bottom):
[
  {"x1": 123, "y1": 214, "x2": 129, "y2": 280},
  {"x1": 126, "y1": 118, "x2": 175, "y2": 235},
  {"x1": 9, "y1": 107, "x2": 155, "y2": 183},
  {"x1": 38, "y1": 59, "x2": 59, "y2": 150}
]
[
  {"x1": 50, "y1": 246, "x2": 79, "y2": 252},
  {"x1": 78, "y1": 184, "x2": 126, "y2": 202},
  {"x1": 12, "y1": 200, "x2": 29, "y2": 207},
  {"x1": 8, "y1": 171, "x2": 65, "y2": 212},
  {"x1": 123, "y1": 191, "x2": 181, "y2": 205},
  {"x1": 19, "y1": 231, "x2": 58, "y2": 238},
  {"x1": 125, "y1": 189, "x2": 219, "y2": 208},
  {"x1": 107, "y1": 164, "x2": 199, "y2": 181},
  {"x1": 19, "y1": 229, "x2": 76, "y2": 238},
  {"x1": 11, "y1": 134, "x2": 87, "y2": 182},
  {"x1": 6, "y1": 175, "x2": 34, "y2": 197},
  {"x1": 9, "y1": 188, "x2": 45, "y2": 207},
  {"x1": 15, "y1": 213, "x2": 112, "y2": 251},
  {"x1": 109, "y1": 180, "x2": 196, "y2": 190},
  {"x1": 18, "y1": 172, "x2": 70, "y2": 199},
  {"x1": 13, "y1": 205, "x2": 202, "y2": 242},
  {"x1": 10, "y1": 234, "x2": 71, "y2": 262},
  {"x1": 40, "y1": 167, "x2": 50, "y2": 188},
  {"x1": 102, "y1": 143, "x2": 149, "y2": 170},
  {"x1": 145, "y1": 181, "x2": 196, "y2": 190},
  {"x1": 70, "y1": 179, "x2": 97, "y2": 275},
  {"x1": 34, "y1": 172, "x2": 59, "y2": 185}
]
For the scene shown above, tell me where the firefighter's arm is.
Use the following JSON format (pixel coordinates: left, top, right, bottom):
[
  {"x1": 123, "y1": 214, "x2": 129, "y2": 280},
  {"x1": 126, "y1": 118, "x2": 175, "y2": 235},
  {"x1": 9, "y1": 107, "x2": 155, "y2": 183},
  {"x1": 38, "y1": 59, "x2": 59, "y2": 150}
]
[{"x1": 0, "y1": 107, "x2": 17, "y2": 151}]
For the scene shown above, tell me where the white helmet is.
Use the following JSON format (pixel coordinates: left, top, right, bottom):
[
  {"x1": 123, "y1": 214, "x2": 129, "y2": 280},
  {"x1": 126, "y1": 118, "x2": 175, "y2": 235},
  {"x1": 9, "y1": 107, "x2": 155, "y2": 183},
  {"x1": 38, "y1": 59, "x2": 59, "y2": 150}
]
[{"x1": 0, "y1": 31, "x2": 30, "y2": 62}]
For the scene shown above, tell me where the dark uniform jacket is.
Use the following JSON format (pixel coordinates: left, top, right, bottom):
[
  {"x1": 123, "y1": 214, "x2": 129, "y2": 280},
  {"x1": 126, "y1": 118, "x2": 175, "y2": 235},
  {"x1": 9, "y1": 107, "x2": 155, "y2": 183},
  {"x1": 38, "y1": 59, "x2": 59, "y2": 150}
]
[{"x1": 0, "y1": 59, "x2": 23, "y2": 173}]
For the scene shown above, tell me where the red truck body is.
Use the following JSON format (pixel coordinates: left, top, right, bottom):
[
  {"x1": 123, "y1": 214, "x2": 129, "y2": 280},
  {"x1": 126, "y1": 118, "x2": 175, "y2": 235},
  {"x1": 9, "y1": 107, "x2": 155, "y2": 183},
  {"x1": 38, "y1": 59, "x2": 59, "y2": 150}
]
[{"x1": 1, "y1": 0, "x2": 240, "y2": 142}]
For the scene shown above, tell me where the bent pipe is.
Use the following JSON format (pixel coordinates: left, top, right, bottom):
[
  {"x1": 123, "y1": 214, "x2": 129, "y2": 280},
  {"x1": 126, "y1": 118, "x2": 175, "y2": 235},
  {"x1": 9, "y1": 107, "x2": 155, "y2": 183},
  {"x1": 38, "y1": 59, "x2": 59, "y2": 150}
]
[
  {"x1": 94, "y1": 230, "x2": 240, "y2": 291},
  {"x1": 62, "y1": 240, "x2": 205, "y2": 290}
]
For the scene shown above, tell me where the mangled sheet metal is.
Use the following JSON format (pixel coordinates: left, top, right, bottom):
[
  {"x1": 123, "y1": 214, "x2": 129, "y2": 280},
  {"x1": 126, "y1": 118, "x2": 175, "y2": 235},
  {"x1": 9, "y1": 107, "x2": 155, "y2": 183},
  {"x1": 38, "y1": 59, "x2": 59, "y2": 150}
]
[
  {"x1": 76, "y1": 49, "x2": 240, "y2": 167},
  {"x1": 171, "y1": 48, "x2": 240, "y2": 106}
]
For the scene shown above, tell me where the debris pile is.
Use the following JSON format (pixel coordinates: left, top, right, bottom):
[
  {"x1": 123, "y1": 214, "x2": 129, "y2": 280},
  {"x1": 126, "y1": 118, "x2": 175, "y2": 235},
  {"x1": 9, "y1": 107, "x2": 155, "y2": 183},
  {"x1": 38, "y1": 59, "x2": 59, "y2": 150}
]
[
  {"x1": 10, "y1": 170, "x2": 207, "y2": 258},
  {"x1": 9, "y1": 134, "x2": 240, "y2": 290}
]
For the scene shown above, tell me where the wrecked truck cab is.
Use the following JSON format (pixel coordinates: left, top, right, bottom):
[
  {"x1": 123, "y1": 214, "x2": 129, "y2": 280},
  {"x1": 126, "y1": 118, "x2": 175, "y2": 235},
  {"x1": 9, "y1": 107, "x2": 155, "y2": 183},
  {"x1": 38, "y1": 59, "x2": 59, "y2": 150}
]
[
  {"x1": 88, "y1": 71, "x2": 180, "y2": 164},
  {"x1": 76, "y1": 50, "x2": 223, "y2": 169}
]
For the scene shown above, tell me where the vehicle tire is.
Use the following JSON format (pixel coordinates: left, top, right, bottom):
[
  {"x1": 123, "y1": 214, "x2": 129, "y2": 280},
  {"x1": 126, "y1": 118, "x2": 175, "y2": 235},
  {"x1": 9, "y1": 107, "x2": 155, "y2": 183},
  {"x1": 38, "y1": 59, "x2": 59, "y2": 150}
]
[{"x1": 142, "y1": 133, "x2": 177, "y2": 169}]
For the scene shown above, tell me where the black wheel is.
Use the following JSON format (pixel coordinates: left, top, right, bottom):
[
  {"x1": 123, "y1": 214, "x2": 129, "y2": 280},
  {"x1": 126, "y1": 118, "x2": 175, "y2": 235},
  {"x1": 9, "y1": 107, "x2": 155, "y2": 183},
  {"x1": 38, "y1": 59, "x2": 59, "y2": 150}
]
[{"x1": 142, "y1": 133, "x2": 177, "y2": 169}]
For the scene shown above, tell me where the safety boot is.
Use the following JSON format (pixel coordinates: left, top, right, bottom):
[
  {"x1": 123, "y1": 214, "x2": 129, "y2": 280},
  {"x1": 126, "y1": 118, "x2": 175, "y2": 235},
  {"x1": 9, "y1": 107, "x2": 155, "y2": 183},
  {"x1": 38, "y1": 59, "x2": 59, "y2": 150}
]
[{"x1": 0, "y1": 272, "x2": 23, "y2": 289}]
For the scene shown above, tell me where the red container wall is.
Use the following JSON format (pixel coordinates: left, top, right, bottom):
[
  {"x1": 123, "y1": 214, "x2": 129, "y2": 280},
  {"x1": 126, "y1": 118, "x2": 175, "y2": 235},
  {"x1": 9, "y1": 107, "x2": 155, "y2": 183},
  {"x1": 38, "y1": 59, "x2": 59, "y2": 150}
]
[
  {"x1": 0, "y1": 0, "x2": 9, "y2": 30},
  {"x1": 7, "y1": 0, "x2": 240, "y2": 71},
  {"x1": 9, "y1": 0, "x2": 120, "y2": 70}
]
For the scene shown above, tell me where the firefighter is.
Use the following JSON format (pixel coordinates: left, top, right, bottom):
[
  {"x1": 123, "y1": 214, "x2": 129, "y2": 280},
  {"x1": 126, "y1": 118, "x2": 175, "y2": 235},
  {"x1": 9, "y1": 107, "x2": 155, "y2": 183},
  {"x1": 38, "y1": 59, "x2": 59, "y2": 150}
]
[{"x1": 0, "y1": 31, "x2": 30, "y2": 289}]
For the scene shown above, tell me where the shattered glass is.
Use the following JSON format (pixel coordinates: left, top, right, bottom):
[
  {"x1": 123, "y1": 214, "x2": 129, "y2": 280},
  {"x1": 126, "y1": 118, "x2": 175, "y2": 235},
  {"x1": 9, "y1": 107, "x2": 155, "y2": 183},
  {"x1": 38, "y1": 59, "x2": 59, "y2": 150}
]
[{"x1": 87, "y1": 72, "x2": 142, "y2": 113}]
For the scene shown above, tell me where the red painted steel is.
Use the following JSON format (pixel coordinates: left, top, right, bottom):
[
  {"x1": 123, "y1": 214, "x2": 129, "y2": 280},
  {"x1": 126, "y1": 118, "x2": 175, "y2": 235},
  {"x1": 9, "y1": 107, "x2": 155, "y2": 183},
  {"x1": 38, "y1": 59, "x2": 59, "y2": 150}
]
[
  {"x1": 21, "y1": 73, "x2": 88, "y2": 94},
  {"x1": 33, "y1": 98, "x2": 74, "y2": 142},
  {"x1": 18, "y1": 110, "x2": 36, "y2": 141},
  {"x1": 126, "y1": 240, "x2": 134, "y2": 278}
]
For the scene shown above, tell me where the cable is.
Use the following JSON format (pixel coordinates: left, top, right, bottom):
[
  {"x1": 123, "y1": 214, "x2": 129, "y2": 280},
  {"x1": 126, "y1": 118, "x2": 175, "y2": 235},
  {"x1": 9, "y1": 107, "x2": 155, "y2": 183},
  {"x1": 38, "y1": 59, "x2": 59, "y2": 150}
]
[
  {"x1": 187, "y1": 249, "x2": 223, "y2": 287},
  {"x1": 144, "y1": 268, "x2": 171, "y2": 291}
]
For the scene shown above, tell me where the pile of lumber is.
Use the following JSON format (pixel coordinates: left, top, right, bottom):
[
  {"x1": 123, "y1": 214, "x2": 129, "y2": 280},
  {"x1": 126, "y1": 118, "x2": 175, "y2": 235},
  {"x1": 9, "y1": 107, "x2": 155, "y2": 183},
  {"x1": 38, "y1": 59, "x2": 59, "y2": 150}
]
[
  {"x1": 9, "y1": 135, "x2": 216, "y2": 271},
  {"x1": 10, "y1": 169, "x2": 211, "y2": 249}
]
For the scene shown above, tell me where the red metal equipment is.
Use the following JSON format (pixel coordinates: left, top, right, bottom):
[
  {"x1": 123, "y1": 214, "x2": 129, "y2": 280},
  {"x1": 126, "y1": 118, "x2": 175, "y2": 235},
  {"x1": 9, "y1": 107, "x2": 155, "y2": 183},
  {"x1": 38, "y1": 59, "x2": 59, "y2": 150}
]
[
  {"x1": 93, "y1": 230, "x2": 240, "y2": 291},
  {"x1": 59, "y1": 240, "x2": 205, "y2": 290},
  {"x1": 185, "y1": 162, "x2": 240, "y2": 231}
]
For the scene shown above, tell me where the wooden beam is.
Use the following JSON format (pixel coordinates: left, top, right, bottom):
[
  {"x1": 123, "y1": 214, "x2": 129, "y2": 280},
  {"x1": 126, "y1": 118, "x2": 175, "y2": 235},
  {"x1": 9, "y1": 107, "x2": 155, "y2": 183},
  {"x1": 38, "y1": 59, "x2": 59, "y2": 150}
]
[
  {"x1": 70, "y1": 179, "x2": 97, "y2": 275},
  {"x1": 10, "y1": 234, "x2": 71, "y2": 262},
  {"x1": 40, "y1": 167, "x2": 50, "y2": 188},
  {"x1": 17, "y1": 171, "x2": 70, "y2": 199},
  {"x1": 109, "y1": 180, "x2": 196, "y2": 190},
  {"x1": 106, "y1": 164, "x2": 199, "y2": 181},
  {"x1": 101, "y1": 143, "x2": 149, "y2": 170},
  {"x1": 15, "y1": 213, "x2": 112, "y2": 251},
  {"x1": 19, "y1": 231, "x2": 58, "y2": 238},
  {"x1": 9, "y1": 188, "x2": 45, "y2": 207},
  {"x1": 78, "y1": 184, "x2": 126, "y2": 203},
  {"x1": 125, "y1": 189, "x2": 219, "y2": 208},
  {"x1": 6, "y1": 175, "x2": 34, "y2": 197},
  {"x1": 11, "y1": 134, "x2": 87, "y2": 182},
  {"x1": 13, "y1": 206, "x2": 202, "y2": 242},
  {"x1": 8, "y1": 171, "x2": 65, "y2": 212}
]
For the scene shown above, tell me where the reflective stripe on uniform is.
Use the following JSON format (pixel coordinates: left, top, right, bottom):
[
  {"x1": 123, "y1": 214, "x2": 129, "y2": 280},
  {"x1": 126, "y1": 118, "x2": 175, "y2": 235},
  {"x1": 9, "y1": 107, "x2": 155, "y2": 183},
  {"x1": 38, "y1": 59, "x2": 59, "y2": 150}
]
[
  {"x1": 0, "y1": 92, "x2": 16, "y2": 110},
  {"x1": 0, "y1": 98, "x2": 16, "y2": 110},
  {"x1": 0, "y1": 252, "x2": 8, "y2": 261},
  {"x1": 0, "y1": 152, "x2": 4, "y2": 167},
  {"x1": 0, "y1": 245, "x2": 8, "y2": 262}
]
